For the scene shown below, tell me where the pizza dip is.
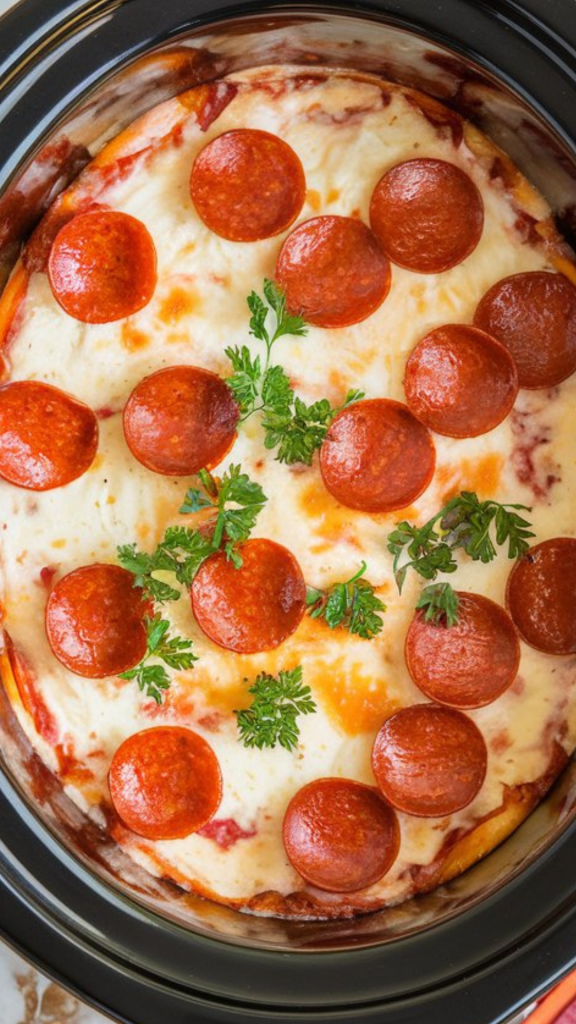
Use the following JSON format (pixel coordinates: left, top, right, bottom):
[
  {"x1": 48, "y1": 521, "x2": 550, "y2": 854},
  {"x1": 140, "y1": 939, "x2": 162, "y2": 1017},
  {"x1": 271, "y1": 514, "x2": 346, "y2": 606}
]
[{"x1": 0, "y1": 66, "x2": 575, "y2": 920}]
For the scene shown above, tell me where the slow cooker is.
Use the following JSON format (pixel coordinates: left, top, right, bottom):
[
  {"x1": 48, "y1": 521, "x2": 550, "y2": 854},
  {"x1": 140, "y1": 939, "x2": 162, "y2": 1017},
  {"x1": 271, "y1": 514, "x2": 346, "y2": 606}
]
[{"x1": 1, "y1": 1, "x2": 576, "y2": 1021}]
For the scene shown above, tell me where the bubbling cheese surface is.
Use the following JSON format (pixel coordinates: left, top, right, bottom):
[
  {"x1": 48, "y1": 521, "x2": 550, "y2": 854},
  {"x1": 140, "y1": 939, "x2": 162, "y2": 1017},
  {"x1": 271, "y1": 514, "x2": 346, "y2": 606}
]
[{"x1": 1, "y1": 67, "x2": 576, "y2": 915}]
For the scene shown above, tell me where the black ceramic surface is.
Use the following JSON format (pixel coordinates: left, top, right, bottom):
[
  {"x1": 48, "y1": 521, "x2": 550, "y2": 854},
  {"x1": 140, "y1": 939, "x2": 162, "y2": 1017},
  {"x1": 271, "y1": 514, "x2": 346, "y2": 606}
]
[{"x1": 1, "y1": 1, "x2": 576, "y2": 1022}]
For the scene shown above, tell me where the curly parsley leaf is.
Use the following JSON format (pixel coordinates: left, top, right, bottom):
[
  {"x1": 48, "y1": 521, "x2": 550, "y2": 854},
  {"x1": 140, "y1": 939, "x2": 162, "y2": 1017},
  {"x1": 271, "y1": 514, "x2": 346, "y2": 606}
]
[
  {"x1": 388, "y1": 491, "x2": 534, "y2": 593},
  {"x1": 225, "y1": 281, "x2": 364, "y2": 464},
  {"x1": 416, "y1": 582, "x2": 460, "y2": 628},
  {"x1": 235, "y1": 666, "x2": 316, "y2": 751},
  {"x1": 119, "y1": 615, "x2": 197, "y2": 704},
  {"x1": 119, "y1": 464, "x2": 266, "y2": 607},
  {"x1": 224, "y1": 345, "x2": 262, "y2": 417},
  {"x1": 180, "y1": 464, "x2": 267, "y2": 567},
  {"x1": 247, "y1": 289, "x2": 270, "y2": 345},
  {"x1": 261, "y1": 387, "x2": 365, "y2": 466},
  {"x1": 306, "y1": 562, "x2": 386, "y2": 639},
  {"x1": 387, "y1": 521, "x2": 457, "y2": 593},
  {"x1": 261, "y1": 363, "x2": 293, "y2": 415},
  {"x1": 226, "y1": 281, "x2": 305, "y2": 417},
  {"x1": 160, "y1": 526, "x2": 214, "y2": 587},
  {"x1": 246, "y1": 278, "x2": 307, "y2": 362},
  {"x1": 116, "y1": 544, "x2": 181, "y2": 602}
]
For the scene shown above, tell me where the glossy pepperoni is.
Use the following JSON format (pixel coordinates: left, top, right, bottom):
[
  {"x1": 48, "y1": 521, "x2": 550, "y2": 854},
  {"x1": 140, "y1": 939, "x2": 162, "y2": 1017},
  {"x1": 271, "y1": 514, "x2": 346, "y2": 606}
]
[
  {"x1": 0, "y1": 381, "x2": 98, "y2": 491},
  {"x1": 506, "y1": 538, "x2": 576, "y2": 655},
  {"x1": 275, "y1": 216, "x2": 391, "y2": 328},
  {"x1": 283, "y1": 778, "x2": 400, "y2": 893},
  {"x1": 320, "y1": 398, "x2": 435, "y2": 513},
  {"x1": 191, "y1": 538, "x2": 306, "y2": 653},
  {"x1": 404, "y1": 325, "x2": 518, "y2": 437},
  {"x1": 46, "y1": 564, "x2": 149, "y2": 678},
  {"x1": 372, "y1": 704, "x2": 487, "y2": 817},
  {"x1": 369, "y1": 158, "x2": 484, "y2": 273},
  {"x1": 473, "y1": 272, "x2": 576, "y2": 388},
  {"x1": 123, "y1": 366, "x2": 239, "y2": 476},
  {"x1": 109, "y1": 726, "x2": 222, "y2": 840},
  {"x1": 48, "y1": 210, "x2": 157, "y2": 323},
  {"x1": 190, "y1": 129, "x2": 305, "y2": 242},
  {"x1": 405, "y1": 593, "x2": 520, "y2": 709}
]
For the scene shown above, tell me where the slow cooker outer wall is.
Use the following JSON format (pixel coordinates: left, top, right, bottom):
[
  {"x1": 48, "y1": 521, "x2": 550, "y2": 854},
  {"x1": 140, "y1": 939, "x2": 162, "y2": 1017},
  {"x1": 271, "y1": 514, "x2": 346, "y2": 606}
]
[{"x1": 2, "y1": 1, "x2": 576, "y2": 1022}]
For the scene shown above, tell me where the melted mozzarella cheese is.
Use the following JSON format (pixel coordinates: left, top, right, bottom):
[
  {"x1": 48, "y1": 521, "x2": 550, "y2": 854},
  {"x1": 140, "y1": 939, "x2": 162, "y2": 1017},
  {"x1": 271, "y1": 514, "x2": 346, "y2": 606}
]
[{"x1": 1, "y1": 68, "x2": 576, "y2": 913}]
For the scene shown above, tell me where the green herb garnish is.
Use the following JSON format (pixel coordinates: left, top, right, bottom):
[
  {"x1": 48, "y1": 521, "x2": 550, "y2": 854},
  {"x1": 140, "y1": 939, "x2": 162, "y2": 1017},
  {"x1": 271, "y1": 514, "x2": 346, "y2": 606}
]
[
  {"x1": 416, "y1": 582, "x2": 460, "y2": 628},
  {"x1": 262, "y1": 389, "x2": 364, "y2": 466},
  {"x1": 235, "y1": 666, "x2": 316, "y2": 751},
  {"x1": 388, "y1": 491, "x2": 534, "y2": 593},
  {"x1": 115, "y1": 544, "x2": 182, "y2": 603},
  {"x1": 306, "y1": 562, "x2": 386, "y2": 639},
  {"x1": 225, "y1": 279, "x2": 307, "y2": 421},
  {"x1": 225, "y1": 280, "x2": 364, "y2": 465},
  {"x1": 119, "y1": 614, "x2": 197, "y2": 704},
  {"x1": 180, "y1": 464, "x2": 267, "y2": 568},
  {"x1": 118, "y1": 464, "x2": 267, "y2": 601}
]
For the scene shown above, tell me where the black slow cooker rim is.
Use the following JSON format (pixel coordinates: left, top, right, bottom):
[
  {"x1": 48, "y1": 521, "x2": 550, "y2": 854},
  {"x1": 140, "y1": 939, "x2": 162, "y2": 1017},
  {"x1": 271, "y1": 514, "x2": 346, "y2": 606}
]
[{"x1": 1, "y1": 1, "x2": 576, "y2": 1021}]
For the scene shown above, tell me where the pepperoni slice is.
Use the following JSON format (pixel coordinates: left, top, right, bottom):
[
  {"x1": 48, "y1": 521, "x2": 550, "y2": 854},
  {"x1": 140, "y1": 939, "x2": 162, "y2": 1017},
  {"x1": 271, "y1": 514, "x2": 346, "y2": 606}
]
[
  {"x1": 372, "y1": 704, "x2": 487, "y2": 817},
  {"x1": 190, "y1": 129, "x2": 305, "y2": 242},
  {"x1": 191, "y1": 538, "x2": 306, "y2": 653},
  {"x1": 109, "y1": 726, "x2": 222, "y2": 840},
  {"x1": 46, "y1": 564, "x2": 149, "y2": 678},
  {"x1": 48, "y1": 210, "x2": 157, "y2": 323},
  {"x1": 506, "y1": 538, "x2": 576, "y2": 655},
  {"x1": 404, "y1": 325, "x2": 518, "y2": 437},
  {"x1": 405, "y1": 593, "x2": 520, "y2": 709},
  {"x1": 369, "y1": 158, "x2": 484, "y2": 273},
  {"x1": 319, "y1": 398, "x2": 435, "y2": 513},
  {"x1": 283, "y1": 778, "x2": 400, "y2": 893},
  {"x1": 123, "y1": 366, "x2": 238, "y2": 476},
  {"x1": 0, "y1": 381, "x2": 98, "y2": 491},
  {"x1": 473, "y1": 272, "x2": 576, "y2": 388},
  {"x1": 275, "y1": 216, "x2": 391, "y2": 328}
]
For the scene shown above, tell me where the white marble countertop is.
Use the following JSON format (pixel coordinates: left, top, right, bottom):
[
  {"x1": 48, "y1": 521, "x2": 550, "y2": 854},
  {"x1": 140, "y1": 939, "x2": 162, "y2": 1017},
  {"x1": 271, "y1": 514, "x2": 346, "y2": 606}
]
[{"x1": 0, "y1": 941, "x2": 111, "y2": 1024}]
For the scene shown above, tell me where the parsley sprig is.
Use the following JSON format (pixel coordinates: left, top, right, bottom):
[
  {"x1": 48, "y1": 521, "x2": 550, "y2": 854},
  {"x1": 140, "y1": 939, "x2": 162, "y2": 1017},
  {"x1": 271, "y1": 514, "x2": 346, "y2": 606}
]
[
  {"x1": 263, "y1": 390, "x2": 364, "y2": 466},
  {"x1": 306, "y1": 562, "x2": 386, "y2": 639},
  {"x1": 114, "y1": 544, "x2": 182, "y2": 603},
  {"x1": 116, "y1": 466, "x2": 266, "y2": 703},
  {"x1": 235, "y1": 667, "x2": 316, "y2": 751},
  {"x1": 118, "y1": 464, "x2": 267, "y2": 603},
  {"x1": 119, "y1": 615, "x2": 197, "y2": 704},
  {"x1": 416, "y1": 582, "x2": 460, "y2": 628},
  {"x1": 388, "y1": 491, "x2": 534, "y2": 593},
  {"x1": 180, "y1": 465, "x2": 267, "y2": 569},
  {"x1": 247, "y1": 278, "x2": 308, "y2": 368},
  {"x1": 225, "y1": 280, "x2": 364, "y2": 465},
  {"x1": 225, "y1": 279, "x2": 307, "y2": 420}
]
